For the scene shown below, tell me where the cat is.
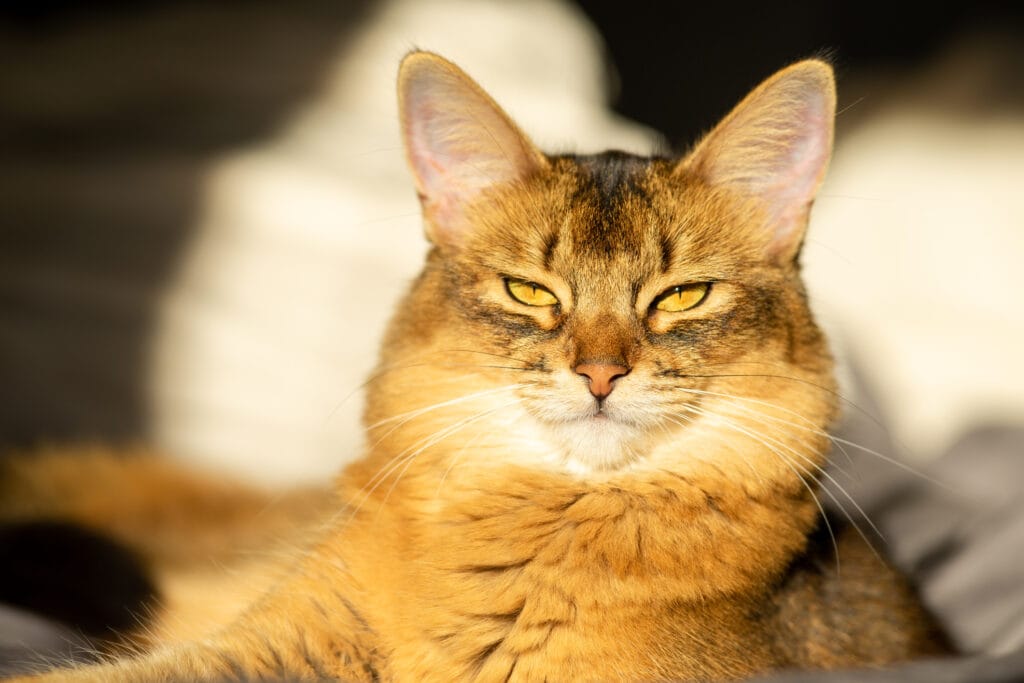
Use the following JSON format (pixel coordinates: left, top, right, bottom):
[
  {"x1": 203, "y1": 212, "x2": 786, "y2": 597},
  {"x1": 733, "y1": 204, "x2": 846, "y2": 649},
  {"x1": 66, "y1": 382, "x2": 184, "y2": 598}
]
[{"x1": 3, "y1": 51, "x2": 948, "y2": 681}]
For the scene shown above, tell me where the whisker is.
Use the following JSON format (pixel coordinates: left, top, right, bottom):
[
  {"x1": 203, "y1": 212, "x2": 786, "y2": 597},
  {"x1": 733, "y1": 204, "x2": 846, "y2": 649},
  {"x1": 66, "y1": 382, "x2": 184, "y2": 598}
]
[
  {"x1": 673, "y1": 386, "x2": 950, "y2": 491},
  {"x1": 327, "y1": 350, "x2": 536, "y2": 419},
  {"x1": 672, "y1": 386, "x2": 857, "y2": 478},
  {"x1": 735, "y1": 412, "x2": 882, "y2": 544},
  {"x1": 828, "y1": 435, "x2": 955, "y2": 493},
  {"x1": 357, "y1": 385, "x2": 526, "y2": 491},
  {"x1": 679, "y1": 362, "x2": 886, "y2": 432},
  {"x1": 677, "y1": 403, "x2": 842, "y2": 570},
  {"x1": 366, "y1": 384, "x2": 524, "y2": 431},
  {"x1": 374, "y1": 399, "x2": 523, "y2": 517},
  {"x1": 344, "y1": 398, "x2": 523, "y2": 528},
  {"x1": 661, "y1": 413, "x2": 768, "y2": 487},
  {"x1": 434, "y1": 429, "x2": 486, "y2": 499}
]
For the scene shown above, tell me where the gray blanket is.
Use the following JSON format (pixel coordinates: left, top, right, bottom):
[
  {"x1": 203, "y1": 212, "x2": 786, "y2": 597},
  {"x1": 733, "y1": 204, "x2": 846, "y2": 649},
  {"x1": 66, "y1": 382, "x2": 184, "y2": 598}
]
[{"x1": 758, "y1": 419, "x2": 1024, "y2": 681}]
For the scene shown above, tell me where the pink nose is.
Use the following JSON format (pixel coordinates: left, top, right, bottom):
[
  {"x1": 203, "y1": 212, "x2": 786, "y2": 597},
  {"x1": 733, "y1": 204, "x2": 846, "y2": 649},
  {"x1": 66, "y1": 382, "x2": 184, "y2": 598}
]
[{"x1": 574, "y1": 362, "x2": 630, "y2": 399}]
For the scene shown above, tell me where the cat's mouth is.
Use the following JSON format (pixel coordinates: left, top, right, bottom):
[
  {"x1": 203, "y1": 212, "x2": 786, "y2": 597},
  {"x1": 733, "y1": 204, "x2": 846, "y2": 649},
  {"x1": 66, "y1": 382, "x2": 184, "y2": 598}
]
[
  {"x1": 551, "y1": 403, "x2": 624, "y2": 426},
  {"x1": 535, "y1": 390, "x2": 650, "y2": 430}
]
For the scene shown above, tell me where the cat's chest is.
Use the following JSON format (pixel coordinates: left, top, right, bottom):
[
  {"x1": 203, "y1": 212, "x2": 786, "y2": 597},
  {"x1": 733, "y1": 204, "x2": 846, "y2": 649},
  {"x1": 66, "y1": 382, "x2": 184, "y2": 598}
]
[
  {"x1": 393, "y1": 564, "x2": 772, "y2": 682},
  {"x1": 399, "y1": 596, "x2": 685, "y2": 681},
  {"x1": 385, "y1": 490, "x2": 777, "y2": 680},
  {"x1": 404, "y1": 468, "x2": 799, "y2": 603}
]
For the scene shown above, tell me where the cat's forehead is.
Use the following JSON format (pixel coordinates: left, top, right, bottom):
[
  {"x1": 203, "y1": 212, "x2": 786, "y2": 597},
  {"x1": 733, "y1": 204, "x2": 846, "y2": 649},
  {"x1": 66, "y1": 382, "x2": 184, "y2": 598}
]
[
  {"x1": 550, "y1": 151, "x2": 666, "y2": 261},
  {"x1": 541, "y1": 151, "x2": 737, "y2": 273},
  {"x1": 566, "y1": 151, "x2": 659, "y2": 207},
  {"x1": 461, "y1": 149, "x2": 761, "y2": 287}
]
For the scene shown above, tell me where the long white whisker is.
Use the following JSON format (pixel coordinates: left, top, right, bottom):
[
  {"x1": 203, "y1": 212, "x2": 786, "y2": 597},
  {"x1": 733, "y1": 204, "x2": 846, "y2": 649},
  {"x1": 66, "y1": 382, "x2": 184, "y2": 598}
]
[
  {"x1": 374, "y1": 399, "x2": 523, "y2": 515},
  {"x1": 366, "y1": 384, "x2": 524, "y2": 431},
  {"x1": 676, "y1": 384, "x2": 943, "y2": 492},
  {"x1": 344, "y1": 398, "x2": 522, "y2": 528},
  {"x1": 729, "y1": 408, "x2": 883, "y2": 543},
  {"x1": 434, "y1": 406, "x2": 536, "y2": 499},
  {"x1": 676, "y1": 403, "x2": 842, "y2": 570},
  {"x1": 329, "y1": 346, "x2": 525, "y2": 419},
  {"x1": 680, "y1": 401, "x2": 888, "y2": 567},
  {"x1": 680, "y1": 365, "x2": 885, "y2": 431},
  {"x1": 673, "y1": 386, "x2": 857, "y2": 474},
  {"x1": 360, "y1": 384, "x2": 526, "y2": 470},
  {"x1": 358, "y1": 393, "x2": 520, "y2": 499},
  {"x1": 692, "y1": 388, "x2": 954, "y2": 492},
  {"x1": 661, "y1": 413, "x2": 767, "y2": 487},
  {"x1": 827, "y1": 435, "x2": 954, "y2": 493}
]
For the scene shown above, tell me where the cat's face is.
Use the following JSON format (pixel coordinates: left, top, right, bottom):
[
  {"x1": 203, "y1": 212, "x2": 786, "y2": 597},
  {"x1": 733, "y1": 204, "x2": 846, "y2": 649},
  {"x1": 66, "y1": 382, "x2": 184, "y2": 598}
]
[{"x1": 367, "y1": 53, "x2": 837, "y2": 480}]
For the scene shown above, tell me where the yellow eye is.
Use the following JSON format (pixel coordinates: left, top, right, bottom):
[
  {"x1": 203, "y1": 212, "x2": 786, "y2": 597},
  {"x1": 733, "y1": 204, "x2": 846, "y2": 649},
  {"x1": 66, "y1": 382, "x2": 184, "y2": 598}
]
[
  {"x1": 506, "y1": 278, "x2": 559, "y2": 307},
  {"x1": 654, "y1": 283, "x2": 710, "y2": 312}
]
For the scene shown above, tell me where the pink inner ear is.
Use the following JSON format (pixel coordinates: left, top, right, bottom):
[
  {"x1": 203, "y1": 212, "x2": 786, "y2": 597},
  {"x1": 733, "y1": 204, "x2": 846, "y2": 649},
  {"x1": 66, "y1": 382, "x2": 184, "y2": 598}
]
[
  {"x1": 403, "y1": 94, "x2": 495, "y2": 234},
  {"x1": 772, "y1": 100, "x2": 831, "y2": 194},
  {"x1": 761, "y1": 106, "x2": 832, "y2": 253},
  {"x1": 398, "y1": 57, "x2": 544, "y2": 245},
  {"x1": 687, "y1": 62, "x2": 835, "y2": 261},
  {"x1": 404, "y1": 91, "x2": 456, "y2": 199}
]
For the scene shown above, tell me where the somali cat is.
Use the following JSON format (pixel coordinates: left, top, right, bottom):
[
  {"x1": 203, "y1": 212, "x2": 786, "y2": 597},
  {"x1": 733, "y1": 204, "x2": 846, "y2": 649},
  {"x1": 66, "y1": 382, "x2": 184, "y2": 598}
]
[{"x1": 7, "y1": 52, "x2": 948, "y2": 681}]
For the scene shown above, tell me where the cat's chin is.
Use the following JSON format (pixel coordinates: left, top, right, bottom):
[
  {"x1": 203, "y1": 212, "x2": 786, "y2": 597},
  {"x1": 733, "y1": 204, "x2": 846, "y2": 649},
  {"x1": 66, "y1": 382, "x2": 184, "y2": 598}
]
[{"x1": 541, "y1": 413, "x2": 646, "y2": 475}]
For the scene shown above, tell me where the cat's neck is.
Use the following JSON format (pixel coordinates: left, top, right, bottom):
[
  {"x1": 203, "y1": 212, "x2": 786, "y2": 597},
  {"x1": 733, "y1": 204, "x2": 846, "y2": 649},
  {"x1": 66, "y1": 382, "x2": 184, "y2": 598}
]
[{"x1": 340, "y1": 457, "x2": 818, "y2": 600}]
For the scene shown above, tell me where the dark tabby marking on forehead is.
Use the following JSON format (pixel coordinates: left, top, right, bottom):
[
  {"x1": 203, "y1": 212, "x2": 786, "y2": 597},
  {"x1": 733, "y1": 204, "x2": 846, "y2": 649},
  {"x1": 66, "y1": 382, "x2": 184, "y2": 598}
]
[
  {"x1": 566, "y1": 150, "x2": 658, "y2": 208},
  {"x1": 557, "y1": 151, "x2": 663, "y2": 258}
]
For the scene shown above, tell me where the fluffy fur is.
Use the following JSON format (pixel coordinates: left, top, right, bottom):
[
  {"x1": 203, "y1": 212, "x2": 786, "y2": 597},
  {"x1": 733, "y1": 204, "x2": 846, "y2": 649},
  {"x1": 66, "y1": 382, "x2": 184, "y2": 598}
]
[{"x1": 4, "y1": 52, "x2": 947, "y2": 681}]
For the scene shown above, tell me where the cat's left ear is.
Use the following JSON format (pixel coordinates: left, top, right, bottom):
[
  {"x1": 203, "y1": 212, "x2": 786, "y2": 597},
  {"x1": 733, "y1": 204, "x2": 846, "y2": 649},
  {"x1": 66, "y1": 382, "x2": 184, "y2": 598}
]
[
  {"x1": 677, "y1": 60, "x2": 835, "y2": 263},
  {"x1": 398, "y1": 51, "x2": 549, "y2": 247}
]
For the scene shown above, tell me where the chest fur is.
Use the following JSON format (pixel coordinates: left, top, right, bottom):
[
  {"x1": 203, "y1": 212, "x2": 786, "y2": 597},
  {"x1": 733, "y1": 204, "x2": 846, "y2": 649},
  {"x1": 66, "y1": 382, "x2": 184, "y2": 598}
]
[{"x1": 354, "y1": 473, "x2": 812, "y2": 681}]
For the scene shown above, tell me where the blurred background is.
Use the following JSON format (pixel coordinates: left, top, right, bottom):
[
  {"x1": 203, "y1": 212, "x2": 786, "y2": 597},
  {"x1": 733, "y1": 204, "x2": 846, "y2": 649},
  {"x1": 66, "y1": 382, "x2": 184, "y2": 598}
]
[
  {"x1": 1, "y1": 0, "x2": 1022, "y2": 484},
  {"x1": 1, "y1": 0, "x2": 1023, "y2": 666}
]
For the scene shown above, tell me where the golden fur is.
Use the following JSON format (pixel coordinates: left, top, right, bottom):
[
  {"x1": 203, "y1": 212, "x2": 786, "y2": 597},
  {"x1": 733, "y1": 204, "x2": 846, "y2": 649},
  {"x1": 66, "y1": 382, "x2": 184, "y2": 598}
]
[{"x1": 4, "y1": 52, "x2": 947, "y2": 681}]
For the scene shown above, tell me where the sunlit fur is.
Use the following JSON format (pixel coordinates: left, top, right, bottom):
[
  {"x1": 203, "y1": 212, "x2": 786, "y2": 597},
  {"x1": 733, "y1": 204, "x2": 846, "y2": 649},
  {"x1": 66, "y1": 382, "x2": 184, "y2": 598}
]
[{"x1": 6, "y1": 53, "x2": 947, "y2": 682}]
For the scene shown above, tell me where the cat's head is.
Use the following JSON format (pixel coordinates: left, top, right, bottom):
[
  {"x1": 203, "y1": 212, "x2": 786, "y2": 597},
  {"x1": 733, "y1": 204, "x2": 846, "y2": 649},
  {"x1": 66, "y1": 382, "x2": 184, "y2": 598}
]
[{"x1": 368, "y1": 52, "x2": 837, "y2": 482}]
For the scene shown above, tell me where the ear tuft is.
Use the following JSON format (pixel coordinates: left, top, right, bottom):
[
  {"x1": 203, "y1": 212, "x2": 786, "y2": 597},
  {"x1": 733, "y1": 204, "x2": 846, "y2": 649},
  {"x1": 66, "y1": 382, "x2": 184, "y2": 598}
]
[
  {"x1": 398, "y1": 51, "x2": 547, "y2": 246},
  {"x1": 680, "y1": 60, "x2": 836, "y2": 262}
]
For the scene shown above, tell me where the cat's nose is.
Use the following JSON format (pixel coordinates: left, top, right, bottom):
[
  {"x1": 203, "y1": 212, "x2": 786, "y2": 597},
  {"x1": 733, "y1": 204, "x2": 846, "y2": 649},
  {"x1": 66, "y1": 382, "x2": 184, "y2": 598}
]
[{"x1": 575, "y1": 362, "x2": 630, "y2": 399}]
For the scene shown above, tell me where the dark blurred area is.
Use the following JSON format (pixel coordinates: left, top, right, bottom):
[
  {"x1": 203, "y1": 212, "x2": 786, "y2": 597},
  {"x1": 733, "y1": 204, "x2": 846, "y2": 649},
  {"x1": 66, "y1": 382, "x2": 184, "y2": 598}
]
[{"x1": 578, "y1": 0, "x2": 1024, "y2": 147}]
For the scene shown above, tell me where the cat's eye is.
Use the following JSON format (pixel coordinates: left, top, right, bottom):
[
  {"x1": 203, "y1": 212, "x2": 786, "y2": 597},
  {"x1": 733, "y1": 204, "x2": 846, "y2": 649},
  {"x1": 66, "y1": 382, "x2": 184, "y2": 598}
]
[
  {"x1": 653, "y1": 283, "x2": 710, "y2": 312},
  {"x1": 505, "y1": 278, "x2": 559, "y2": 307}
]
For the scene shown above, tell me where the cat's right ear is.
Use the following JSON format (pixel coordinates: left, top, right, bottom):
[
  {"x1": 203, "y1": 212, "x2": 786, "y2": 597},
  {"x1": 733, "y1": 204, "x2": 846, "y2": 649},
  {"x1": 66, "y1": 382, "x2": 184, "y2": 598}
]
[{"x1": 398, "y1": 51, "x2": 548, "y2": 247}]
